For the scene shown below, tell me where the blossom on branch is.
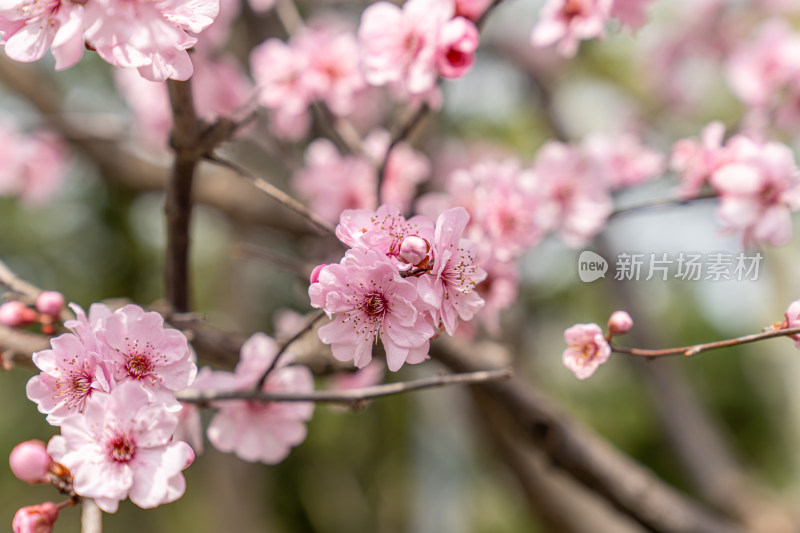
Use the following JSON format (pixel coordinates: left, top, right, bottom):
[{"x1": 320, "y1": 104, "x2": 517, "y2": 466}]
[
  {"x1": 47, "y1": 381, "x2": 193, "y2": 513},
  {"x1": 205, "y1": 333, "x2": 315, "y2": 464},
  {"x1": 562, "y1": 323, "x2": 611, "y2": 379}
]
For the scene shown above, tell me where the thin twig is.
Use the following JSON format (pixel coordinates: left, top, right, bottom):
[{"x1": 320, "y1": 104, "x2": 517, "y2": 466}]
[
  {"x1": 377, "y1": 104, "x2": 430, "y2": 198},
  {"x1": 231, "y1": 242, "x2": 314, "y2": 280},
  {"x1": 611, "y1": 326, "x2": 800, "y2": 358},
  {"x1": 205, "y1": 153, "x2": 336, "y2": 236},
  {"x1": 179, "y1": 367, "x2": 513, "y2": 407},
  {"x1": 254, "y1": 310, "x2": 326, "y2": 389},
  {"x1": 610, "y1": 192, "x2": 718, "y2": 219},
  {"x1": 0, "y1": 257, "x2": 41, "y2": 300},
  {"x1": 81, "y1": 499, "x2": 102, "y2": 533}
]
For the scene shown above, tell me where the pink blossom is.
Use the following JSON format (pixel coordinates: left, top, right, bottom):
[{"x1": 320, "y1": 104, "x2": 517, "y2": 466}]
[
  {"x1": 670, "y1": 121, "x2": 728, "y2": 199},
  {"x1": 98, "y1": 304, "x2": 196, "y2": 404},
  {"x1": 335, "y1": 204, "x2": 435, "y2": 261},
  {"x1": 725, "y1": 20, "x2": 800, "y2": 109},
  {"x1": 436, "y1": 16, "x2": 479, "y2": 79},
  {"x1": 0, "y1": 301, "x2": 36, "y2": 327},
  {"x1": 562, "y1": 323, "x2": 611, "y2": 379},
  {"x1": 358, "y1": 0, "x2": 451, "y2": 96},
  {"x1": 0, "y1": 0, "x2": 84, "y2": 70},
  {"x1": 9, "y1": 440, "x2": 51, "y2": 484},
  {"x1": 451, "y1": 159, "x2": 548, "y2": 262},
  {"x1": 533, "y1": 141, "x2": 612, "y2": 247},
  {"x1": 416, "y1": 207, "x2": 486, "y2": 335},
  {"x1": 531, "y1": 0, "x2": 613, "y2": 57},
  {"x1": 35, "y1": 291, "x2": 64, "y2": 317},
  {"x1": 63, "y1": 302, "x2": 113, "y2": 353},
  {"x1": 26, "y1": 332, "x2": 111, "y2": 424},
  {"x1": 250, "y1": 38, "x2": 314, "y2": 117},
  {"x1": 0, "y1": 124, "x2": 67, "y2": 206},
  {"x1": 82, "y1": 0, "x2": 219, "y2": 81},
  {"x1": 292, "y1": 138, "x2": 377, "y2": 224},
  {"x1": 363, "y1": 129, "x2": 431, "y2": 214},
  {"x1": 607, "y1": 310, "x2": 633, "y2": 335},
  {"x1": 205, "y1": 333, "x2": 314, "y2": 463},
  {"x1": 295, "y1": 22, "x2": 366, "y2": 116},
  {"x1": 12, "y1": 502, "x2": 60, "y2": 533},
  {"x1": 610, "y1": 0, "x2": 655, "y2": 30},
  {"x1": 47, "y1": 381, "x2": 192, "y2": 513},
  {"x1": 310, "y1": 248, "x2": 435, "y2": 370},
  {"x1": 709, "y1": 136, "x2": 800, "y2": 247},
  {"x1": 785, "y1": 299, "x2": 800, "y2": 348},
  {"x1": 582, "y1": 132, "x2": 665, "y2": 190}
]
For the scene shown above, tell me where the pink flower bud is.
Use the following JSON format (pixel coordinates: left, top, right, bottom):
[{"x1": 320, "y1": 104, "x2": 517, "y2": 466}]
[
  {"x1": 35, "y1": 292, "x2": 64, "y2": 316},
  {"x1": 12, "y1": 502, "x2": 60, "y2": 533},
  {"x1": 607, "y1": 311, "x2": 633, "y2": 336},
  {"x1": 9, "y1": 440, "x2": 52, "y2": 484},
  {"x1": 0, "y1": 301, "x2": 37, "y2": 327},
  {"x1": 398, "y1": 235, "x2": 430, "y2": 266},
  {"x1": 309, "y1": 264, "x2": 327, "y2": 285}
]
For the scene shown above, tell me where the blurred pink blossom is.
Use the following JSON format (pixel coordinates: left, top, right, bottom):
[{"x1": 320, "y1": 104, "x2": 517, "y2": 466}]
[
  {"x1": 709, "y1": 136, "x2": 800, "y2": 247},
  {"x1": 292, "y1": 138, "x2": 377, "y2": 224},
  {"x1": 562, "y1": 323, "x2": 611, "y2": 379},
  {"x1": 610, "y1": 0, "x2": 655, "y2": 30},
  {"x1": 725, "y1": 19, "x2": 800, "y2": 109},
  {"x1": 437, "y1": 16, "x2": 479, "y2": 79},
  {"x1": 531, "y1": 0, "x2": 612, "y2": 57},
  {"x1": 48, "y1": 381, "x2": 193, "y2": 513},
  {"x1": 0, "y1": 125, "x2": 67, "y2": 206},
  {"x1": 533, "y1": 141, "x2": 612, "y2": 247},
  {"x1": 784, "y1": 299, "x2": 800, "y2": 347},
  {"x1": 582, "y1": 132, "x2": 664, "y2": 190},
  {"x1": 670, "y1": 121, "x2": 729, "y2": 200},
  {"x1": 205, "y1": 333, "x2": 314, "y2": 463},
  {"x1": 0, "y1": 301, "x2": 36, "y2": 327}
]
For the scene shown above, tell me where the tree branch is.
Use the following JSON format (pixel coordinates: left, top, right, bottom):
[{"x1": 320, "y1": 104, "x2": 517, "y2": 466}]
[
  {"x1": 254, "y1": 309, "x2": 326, "y2": 389},
  {"x1": 177, "y1": 368, "x2": 512, "y2": 408},
  {"x1": 205, "y1": 153, "x2": 336, "y2": 236},
  {"x1": 611, "y1": 326, "x2": 800, "y2": 358},
  {"x1": 432, "y1": 337, "x2": 746, "y2": 533}
]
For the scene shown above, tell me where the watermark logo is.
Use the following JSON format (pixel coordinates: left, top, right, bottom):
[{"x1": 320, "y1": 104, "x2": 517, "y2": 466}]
[
  {"x1": 578, "y1": 250, "x2": 608, "y2": 282},
  {"x1": 578, "y1": 251, "x2": 763, "y2": 282}
]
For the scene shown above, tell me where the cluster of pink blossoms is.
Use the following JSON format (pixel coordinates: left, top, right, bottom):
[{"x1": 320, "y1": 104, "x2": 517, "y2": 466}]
[
  {"x1": 293, "y1": 130, "x2": 431, "y2": 223},
  {"x1": 670, "y1": 122, "x2": 800, "y2": 247},
  {"x1": 25, "y1": 303, "x2": 196, "y2": 513},
  {"x1": 250, "y1": 20, "x2": 367, "y2": 140},
  {"x1": 309, "y1": 205, "x2": 486, "y2": 371},
  {"x1": 0, "y1": 0, "x2": 219, "y2": 81},
  {"x1": 359, "y1": 0, "x2": 480, "y2": 103},
  {"x1": 531, "y1": 0, "x2": 657, "y2": 57}
]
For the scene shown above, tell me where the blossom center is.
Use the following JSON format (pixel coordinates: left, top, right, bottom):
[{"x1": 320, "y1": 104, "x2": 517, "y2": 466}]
[
  {"x1": 362, "y1": 293, "x2": 388, "y2": 317},
  {"x1": 125, "y1": 353, "x2": 155, "y2": 379},
  {"x1": 106, "y1": 432, "x2": 137, "y2": 464}
]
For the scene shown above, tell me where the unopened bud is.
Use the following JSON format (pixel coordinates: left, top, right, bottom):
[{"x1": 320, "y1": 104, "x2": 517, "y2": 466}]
[
  {"x1": 12, "y1": 502, "x2": 60, "y2": 533},
  {"x1": 0, "y1": 301, "x2": 37, "y2": 327},
  {"x1": 10, "y1": 440, "x2": 52, "y2": 484},
  {"x1": 398, "y1": 235, "x2": 430, "y2": 266},
  {"x1": 607, "y1": 311, "x2": 633, "y2": 336},
  {"x1": 35, "y1": 292, "x2": 64, "y2": 317}
]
